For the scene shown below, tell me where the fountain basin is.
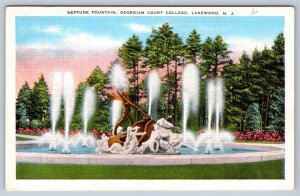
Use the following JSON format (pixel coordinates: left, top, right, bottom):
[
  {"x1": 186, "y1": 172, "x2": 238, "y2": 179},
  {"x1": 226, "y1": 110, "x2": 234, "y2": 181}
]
[{"x1": 16, "y1": 142, "x2": 284, "y2": 165}]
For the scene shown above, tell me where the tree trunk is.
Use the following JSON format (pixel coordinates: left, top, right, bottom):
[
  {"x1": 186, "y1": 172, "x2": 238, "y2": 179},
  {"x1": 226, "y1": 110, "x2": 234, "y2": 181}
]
[
  {"x1": 264, "y1": 93, "x2": 270, "y2": 127},
  {"x1": 174, "y1": 60, "x2": 178, "y2": 125},
  {"x1": 214, "y1": 53, "x2": 218, "y2": 77},
  {"x1": 133, "y1": 60, "x2": 138, "y2": 121},
  {"x1": 165, "y1": 63, "x2": 170, "y2": 118},
  {"x1": 136, "y1": 62, "x2": 140, "y2": 120}
]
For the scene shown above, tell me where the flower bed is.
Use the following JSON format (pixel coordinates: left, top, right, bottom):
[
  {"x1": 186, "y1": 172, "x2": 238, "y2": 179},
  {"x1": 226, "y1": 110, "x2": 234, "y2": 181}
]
[{"x1": 233, "y1": 130, "x2": 284, "y2": 142}]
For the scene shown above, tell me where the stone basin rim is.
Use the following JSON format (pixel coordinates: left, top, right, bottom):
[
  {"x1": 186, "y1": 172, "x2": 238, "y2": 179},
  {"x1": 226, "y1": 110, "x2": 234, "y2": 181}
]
[{"x1": 16, "y1": 142, "x2": 285, "y2": 165}]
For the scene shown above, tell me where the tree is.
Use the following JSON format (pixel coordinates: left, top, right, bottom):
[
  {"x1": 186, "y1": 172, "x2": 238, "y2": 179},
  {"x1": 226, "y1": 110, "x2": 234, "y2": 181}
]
[
  {"x1": 145, "y1": 23, "x2": 186, "y2": 123},
  {"x1": 70, "y1": 82, "x2": 86, "y2": 130},
  {"x1": 272, "y1": 33, "x2": 285, "y2": 87},
  {"x1": 186, "y1": 29, "x2": 201, "y2": 63},
  {"x1": 169, "y1": 33, "x2": 186, "y2": 124},
  {"x1": 16, "y1": 81, "x2": 32, "y2": 128},
  {"x1": 201, "y1": 35, "x2": 231, "y2": 77},
  {"x1": 31, "y1": 74, "x2": 50, "y2": 128},
  {"x1": 245, "y1": 103, "x2": 262, "y2": 133},
  {"x1": 85, "y1": 66, "x2": 110, "y2": 130},
  {"x1": 118, "y1": 34, "x2": 143, "y2": 120},
  {"x1": 268, "y1": 87, "x2": 285, "y2": 134}
]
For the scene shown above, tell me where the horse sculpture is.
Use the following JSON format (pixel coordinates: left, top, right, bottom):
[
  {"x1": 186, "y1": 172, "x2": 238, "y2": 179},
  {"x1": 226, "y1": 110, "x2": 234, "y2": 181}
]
[{"x1": 107, "y1": 90, "x2": 156, "y2": 147}]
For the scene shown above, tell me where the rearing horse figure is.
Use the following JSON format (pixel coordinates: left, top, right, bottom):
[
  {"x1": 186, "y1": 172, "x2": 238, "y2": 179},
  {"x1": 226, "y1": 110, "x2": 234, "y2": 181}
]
[{"x1": 107, "y1": 90, "x2": 156, "y2": 147}]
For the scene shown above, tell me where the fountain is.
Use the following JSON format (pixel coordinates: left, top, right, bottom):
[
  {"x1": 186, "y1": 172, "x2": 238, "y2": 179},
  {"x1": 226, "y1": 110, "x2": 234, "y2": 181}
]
[
  {"x1": 205, "y1": 79, "x2": 216, "y2": 154},
  {"x1": 214, "y1": 78, "x2": 224, "y2": 150},
  {"x1": 62, "y1": 72, "x2": 76, "y2": 154},
  {"x1": 147, "y1": 70, "x2": 161, "y2": 119},
  {"x1": 110, "y1": 64, "x2": 128, "y2": 133},
  {"x1": 17, "y1": 68, "x2": 283, "y2": 165},
  {"x1": 182, "y1": 64, "x2": 200, "y2": 143},
  {"x1": 49, "y1": 72, "x2": 63, "y2": 151},
  {"x1": 204, "y1": 77, "x2": 225, "y2": 153},
  {"x1": 81, "y1": 87, "x2": 96, "y2": 147}
]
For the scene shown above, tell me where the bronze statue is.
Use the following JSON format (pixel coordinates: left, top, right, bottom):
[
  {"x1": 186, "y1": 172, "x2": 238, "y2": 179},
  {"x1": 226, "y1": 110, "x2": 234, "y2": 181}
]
[{"x1": 107, "y1": 90, "x2": 155, "y2": 147}]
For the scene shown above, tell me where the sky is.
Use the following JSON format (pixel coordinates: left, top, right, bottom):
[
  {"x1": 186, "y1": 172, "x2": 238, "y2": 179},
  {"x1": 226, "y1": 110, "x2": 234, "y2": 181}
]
[{"x1": 16, "y1": 16, "x2": 284, "y2": 93}]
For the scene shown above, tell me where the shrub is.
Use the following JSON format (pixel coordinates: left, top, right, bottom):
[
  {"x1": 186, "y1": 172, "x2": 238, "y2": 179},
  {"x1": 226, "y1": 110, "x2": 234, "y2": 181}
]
[{"x1": 244, "y1": 103, "x2": 262, "y2": 133}]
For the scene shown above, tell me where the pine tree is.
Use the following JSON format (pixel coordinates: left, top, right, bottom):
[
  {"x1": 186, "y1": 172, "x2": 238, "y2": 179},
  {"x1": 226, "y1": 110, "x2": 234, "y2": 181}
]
[
  {"x1": 245, "y1": 103, "x2": 262, "y2": 133},
  {"x1": 16, "y1": 81, "x2": 32, "y2": 128},
  {"x1": 268, "y1": 87, "x2": 285, "y2": 134},
  {"x1": 186, "y1": 29, "x2": 201, "y2": 63},
  {"x1": 118, "y1": 35, "x2": 143, "y2": 121},
  {"x1": 169, "y1": 33, "x2": 186, "y2": 124},
  {"x1": 145, "y1": 23, "x2": 174, "y2": 119},
  {"x1": 272, "y1": 33, "x2": 285, "y2": 87},
  {"x1": 85, "y1": 66, "x2": 110, "y2": 131},
  {"x1": 201, "y1": 35, "x2": 231, "y2": 77},
  {"x1": 31, "y1": 74, "x2": 50, "y2": 128}
]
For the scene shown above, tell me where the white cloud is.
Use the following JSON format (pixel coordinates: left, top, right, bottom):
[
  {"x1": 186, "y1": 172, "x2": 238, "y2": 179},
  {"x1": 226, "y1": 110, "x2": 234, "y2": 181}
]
[
  {"x1": 226, "y1": 37, "x2": 274, "y2": 62},
  {"x1": 40, "y1": 25, "x2": 62, "y2": 34},
  {"x1": 128, "y1": 23, "x2": 151, "y2": 33},
  {"x1": 227, "y1": 37, "x2": 273, "y2": 54},
  {"x1": 17, "y1": 31, "x2": 124, "y2": 54}
]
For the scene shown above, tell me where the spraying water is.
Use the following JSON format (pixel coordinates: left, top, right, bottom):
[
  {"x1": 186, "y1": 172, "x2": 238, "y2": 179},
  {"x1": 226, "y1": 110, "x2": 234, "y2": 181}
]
[
  {"x1": 147, "y1": 70, "x2": 161, "y2": 119},
  {"x1": 182, "y1": 64, "x2": 200, "y2": 142},
  {"x1": 110, "y1": 64, "x2": 128, "y2": 132},
  {"x1": 81, "y1": 87, "x2": 96, "y2": 147},
  {"x1": 49, "y1": 72, "x2": 63, "y2": 151},
  {"x1": 205, "y1": 79, "x2": 216, "y2": 154},
  {"x1": 62, "y1": 72, "x2": 76, "y2": 154},
  {"x1": 214, "y1": 78, "x2": 224, "y2": 150}
]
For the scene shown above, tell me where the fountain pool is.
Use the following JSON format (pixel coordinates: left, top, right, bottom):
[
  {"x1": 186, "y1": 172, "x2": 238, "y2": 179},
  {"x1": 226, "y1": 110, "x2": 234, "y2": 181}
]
[{"x1": 17, "y1": 145, "x2": 260, "y2": 155}]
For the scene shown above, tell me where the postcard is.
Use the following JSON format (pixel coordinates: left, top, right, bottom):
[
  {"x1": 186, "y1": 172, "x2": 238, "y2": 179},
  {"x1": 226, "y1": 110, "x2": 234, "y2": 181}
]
[{"x1": 5, "y1": 6, "x2": 294, "y2": 191}]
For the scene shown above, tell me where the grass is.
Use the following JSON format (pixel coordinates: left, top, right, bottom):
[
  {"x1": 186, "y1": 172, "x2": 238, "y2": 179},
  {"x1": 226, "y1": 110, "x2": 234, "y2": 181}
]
[
  {"x1": 16, "y1": 136, "x2": 33, "y2": 141},
  {"x1": 17, "y1": 160, "x2": 284, "y2": 179}
]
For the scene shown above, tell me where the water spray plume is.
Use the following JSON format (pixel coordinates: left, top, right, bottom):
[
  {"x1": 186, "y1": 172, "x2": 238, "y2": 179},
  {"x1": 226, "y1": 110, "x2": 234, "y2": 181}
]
[
  {"x1": 49, "y1": 72, "x2": 63, "y2": 151},
  {"x1": 182, "y1": 64, "x2": 200, "y2": 142},
  {"x1": 147, "y1": 70, "x2": 161, "y2": 118},
  {"x1": 110, "y1": 64, "x2": 128, "y2": 133},
  {"x1": 214, "y1": 78, "x2": 224, "y2": 150},
  {"x1": 62, "y1": 72, "x2": 76, "y2": 154},
  {"x1": 205, "y1": 79, "x2": 216, "y2": 154},
  {"x1": 82, "y1": 87, "x2": 96, "y2": 147}
]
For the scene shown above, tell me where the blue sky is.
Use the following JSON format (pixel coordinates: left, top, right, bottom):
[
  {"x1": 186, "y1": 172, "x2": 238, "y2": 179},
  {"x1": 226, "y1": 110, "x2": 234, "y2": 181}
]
[
  {"x1": 15, "y1": 16, "x2": 284, "y2": 94},
  {"x1": 16, "y1": 16, "x2": 284, "y2": 47}
]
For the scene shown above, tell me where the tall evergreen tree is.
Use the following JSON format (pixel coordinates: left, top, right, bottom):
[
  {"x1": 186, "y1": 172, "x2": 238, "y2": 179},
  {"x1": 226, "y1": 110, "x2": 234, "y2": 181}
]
[
  {"x1": 118, "y1": 34, "x2": 143, "y2": 119},
  {"x1": 245, "y1": 103, "x2": 262, "y2": 133},
  {"x1": 186, "y1": 29, "x2": 201, "y2": 63},
  {"x1": 145, "y1": 23, "x2": 182, "y2": 120},
  {"x1": 272, "y1": 33, "x2": 285, "y2": 87},
  {"x1": 201, "y1": 35, "x2": 231, "y2": 77},
  {"x1": 169, "y1": 33, "x2": 186, "y2": 124},
  {"x1": 31, "y1": 74, "x2": 50, "y2": 128},
  {"x1": 85, "y1": 66, "x2": 110, "y2": 130},
  {"x1": 269, "y1": 87, "x2": 285, "y2": 134},
  {"x1": 16, "y1": 81, "x2": 32, "y2": 128}
]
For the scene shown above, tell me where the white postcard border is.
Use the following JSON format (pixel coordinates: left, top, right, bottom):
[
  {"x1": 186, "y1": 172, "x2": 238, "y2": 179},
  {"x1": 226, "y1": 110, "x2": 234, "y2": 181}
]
[{"x1": 5, "y1": 6, "x2": 295, "y2": 191}]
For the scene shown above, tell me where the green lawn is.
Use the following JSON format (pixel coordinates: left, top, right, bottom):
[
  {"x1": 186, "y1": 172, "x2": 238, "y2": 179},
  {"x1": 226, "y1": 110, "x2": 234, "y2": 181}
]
[
  {"x1": 17, "y1": 160, "x2": 284, "y2": 179},
  {"x1": 16, "y1": 136, "x2": 33, "y2": 141}
]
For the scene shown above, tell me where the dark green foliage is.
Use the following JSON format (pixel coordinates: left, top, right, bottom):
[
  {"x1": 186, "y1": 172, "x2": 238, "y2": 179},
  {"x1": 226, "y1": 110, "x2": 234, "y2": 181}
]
[
  {"x1": 16, "y1": 82, "x2": 32, "y2": 128},
  {"x1": 186, "y1": 29, "x2": 201, "y2": 63},
  {"x1": 269, "y1": 87, "x2": 285, "y2": 134},
  {"x1": 224, "y1": 33, "x2": 285, "y2": 132},
  {"x1": 118, "y1": 35, "x2": 143, "y2": 111},
  {"x1": 31, "y1": 74, "x2": 50, "y2": 128},
  {"x1": 70, "y1": 82, "x2": 86, "y2": 130},
  {"x1": 245, "y1": 103, "x2": 262, "y2": 132},
  {"x1": 201, "y1": 35, "x2": 231, "y2": 77}
]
